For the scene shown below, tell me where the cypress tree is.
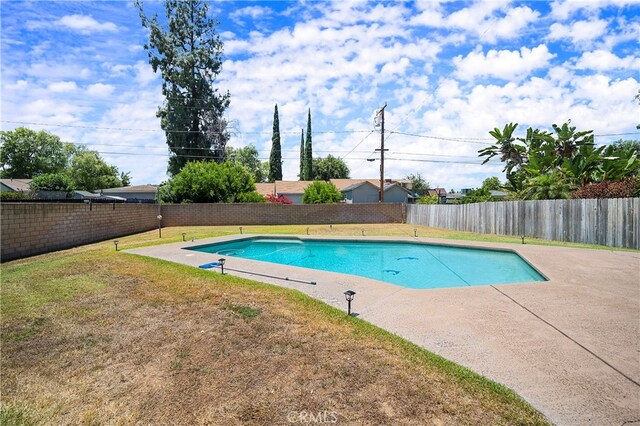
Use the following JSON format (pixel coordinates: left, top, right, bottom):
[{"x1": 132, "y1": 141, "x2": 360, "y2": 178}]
[
  {"x1": 268, "y1": 104, "x2": 282, "y2": 182},
  {"x1": 299, "y1": 129, "x2": 304, "y2": 180},
  {"x1": 304, "y1": 109, "x2": 313, "y2": 180}
]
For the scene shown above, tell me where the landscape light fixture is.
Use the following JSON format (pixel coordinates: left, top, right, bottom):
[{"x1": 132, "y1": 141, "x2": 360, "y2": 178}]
[
  {"x1": 240, "y1": 226, "x2": 243, "y2": 234},
  {"x1": 307, "y1": 227, "x2": 310, "y2": 235},
  {"x1": 344, "y1": 290, "x2": 356, "y2": 316},
  {"x1": 191, "y1": 236, "x2": 195, "y2": 242},
  {"x1": 156, "y1": 214, "x2": 163, "y2": 238},
  {"x1": 182, "y1": 232, "x2": 186, "y2": 242},
  {"x1": 218, "y1": 258, "x2": 226, "y2": 274},
  {"x1": 521, "y1": 235, "x2": 526, "y2": 245},
  {"x1": 361, "y1": 228, "x2": 365, "y2": 236},
  {"x1": 414, "y1": 228, "x2": 417, "y2": 237},
  {"x1": 114, "y1": 240, "x2": 119, "y2": 251}
]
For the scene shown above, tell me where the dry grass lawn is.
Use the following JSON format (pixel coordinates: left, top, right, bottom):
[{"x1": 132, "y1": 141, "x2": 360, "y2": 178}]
[{"x1": 1, "y1": 225, "x2": 550, "y2": 425}]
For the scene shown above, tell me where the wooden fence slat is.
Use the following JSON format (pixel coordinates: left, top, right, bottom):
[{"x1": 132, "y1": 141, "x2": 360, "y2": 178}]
[{"x1": 406, "y1": 198, "x2": 639, "y2": 249}]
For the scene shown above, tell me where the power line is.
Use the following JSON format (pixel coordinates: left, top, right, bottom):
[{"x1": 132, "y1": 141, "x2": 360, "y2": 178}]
[
  {"x1": 85, "y1": 149, "x2": 503, "y2": 165},
  {"x1": 0, "y1": 120, "x2": 372, "y2": 136}
]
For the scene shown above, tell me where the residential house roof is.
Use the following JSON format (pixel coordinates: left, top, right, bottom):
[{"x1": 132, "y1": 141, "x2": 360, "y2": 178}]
[
  {"x1": 341, "y1": 181, "x2": 382, "y2": 193},
  {"x1": 0, "y1": 178, "x2": 32, "y2": 192},
  {"x1": 274, "y1": 180, "x2": 315, "y2": 194},
  {"x1": 255, "y1": 182, "x2": 275, "y2": 196},
  {"x1": 98, "y1": 185, "x2": 158, "y2": 193},
  {"x1": 490, "y1": 190, "x2": 508, "y2": 198},
  {"x1": 427, "y1": 188, "x2": 447, "y2": 196},
  {"x1": 330, "y1": 179, "x2": 381, "y2": 191}
]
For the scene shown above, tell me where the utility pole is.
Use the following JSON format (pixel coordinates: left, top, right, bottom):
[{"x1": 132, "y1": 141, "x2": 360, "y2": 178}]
[{"x1": 375, "y1": 103, "x2": 388, "y2": 202}]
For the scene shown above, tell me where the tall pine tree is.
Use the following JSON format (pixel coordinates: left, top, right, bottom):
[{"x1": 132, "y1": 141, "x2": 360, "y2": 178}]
[
  {"x1": 299, "y1": 129, "x2": 304, "y2": 180},
  {"x1": 303, "y1": 109, "x2": 313, "y2": 180},
  {"x1": 137, "y1": 0, "x2": 230, "y2": 176},
  {"x1": 268, "y1": 104, "x2": 282, "y2": 182}
]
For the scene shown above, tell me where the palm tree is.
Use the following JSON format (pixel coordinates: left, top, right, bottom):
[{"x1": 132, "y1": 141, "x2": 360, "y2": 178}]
[{"x1": 522, "y1": 172, "x2": 576, "y2": 200}]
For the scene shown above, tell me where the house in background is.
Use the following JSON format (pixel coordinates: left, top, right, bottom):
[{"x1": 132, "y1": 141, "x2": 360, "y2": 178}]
[
  {"x1": 95, "y1": 185, "x2": 158, "y2": 201},
  {"x1": 340, "y1": 181, "x2": 379, "y2": 203},
  {"x1": 273, "y1": 181, "x2": 314, "y2": 204},
  {"x1": 269, "y1": 179, "x2": 415, "y2": 204},
  {"x1": 0, "y1": 178, "x2": 32, "y2": 193},
  {"x1": 255, "y1": 182, "x2": 275, "y2": 198}
]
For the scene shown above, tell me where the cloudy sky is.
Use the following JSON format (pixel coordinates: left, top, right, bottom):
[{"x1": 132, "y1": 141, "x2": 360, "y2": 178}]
[{"x1": 1, "y1": 1, "x2": 638, "y2": 190}]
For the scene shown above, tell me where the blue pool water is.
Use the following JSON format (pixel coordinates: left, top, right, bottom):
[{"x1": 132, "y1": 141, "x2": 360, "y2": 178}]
[{"x1": 187, "y1": 237, "x2": 546, "y2": 289}]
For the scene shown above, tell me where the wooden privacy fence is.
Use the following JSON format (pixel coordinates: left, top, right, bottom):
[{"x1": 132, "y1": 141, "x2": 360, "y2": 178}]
[{"x1": 406, "y1": 198, "x2": 639, "y2": 249}]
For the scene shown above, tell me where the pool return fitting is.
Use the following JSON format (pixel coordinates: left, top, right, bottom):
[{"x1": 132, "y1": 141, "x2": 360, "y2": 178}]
[{"x1": 198, "y1": 259, "x2": 317, "y2": 285}]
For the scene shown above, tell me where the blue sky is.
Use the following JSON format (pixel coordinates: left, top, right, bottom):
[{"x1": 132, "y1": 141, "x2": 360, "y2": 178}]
[{"x1": 1, "y1": 1, "x2": 638, "y2": 189}]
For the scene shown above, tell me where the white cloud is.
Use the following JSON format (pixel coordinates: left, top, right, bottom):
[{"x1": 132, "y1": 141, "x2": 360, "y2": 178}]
[
  {"x1": 133, "y1": 61, "x2": 158, "y2": 86},
  {"x1": 57, "y1": 14, "x2": 118, "y2": 34},
  {"x1": 48, "y1": 81, "x2": 78, "y2": 92},
  {"x1": 575, "y1": 50, "x2": 639, "y2": 70},
  {"x1": 550, "y1": 0, "x2": 640, "y2": 20},
  {"x1": 548, "y1": 19, "x2": 609, "y2": 45},
  {"x1": 410, "y1": 3, "x2": 538, "y2": 43},
  {"x1": 230, "y1": 6, "x2": 273, "y2": 21},
  {"x1": 453, "y1": 44, "x2": 555, "y2": 81},
  {"x1": 86, "y1": 83, "x2": 114, "y2": 97}
]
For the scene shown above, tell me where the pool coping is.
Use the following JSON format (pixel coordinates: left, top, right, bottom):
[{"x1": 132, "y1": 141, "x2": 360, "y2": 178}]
[{"x1": 126, "y1": 234, "x2": 640, "y2": 426}]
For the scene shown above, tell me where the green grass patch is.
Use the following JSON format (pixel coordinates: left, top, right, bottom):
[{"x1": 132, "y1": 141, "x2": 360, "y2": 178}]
[
  {"x1": 223, "y1": 303, "x2": 263, "y2": 320},
  {"x1": 0, "y1": 225, "x2": 555, "y2": 425}
]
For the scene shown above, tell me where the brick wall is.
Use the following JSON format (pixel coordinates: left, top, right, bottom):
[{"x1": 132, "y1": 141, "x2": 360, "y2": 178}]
[
  {"x1": 160, "y1": 203, "x2": 405, "y2": 226},
  {"x1": 1, "y1": 203, "x2": 158, "y2": 261},
  {"x1": 1, "y1": 202, "x2": 404, "y2": 261}
]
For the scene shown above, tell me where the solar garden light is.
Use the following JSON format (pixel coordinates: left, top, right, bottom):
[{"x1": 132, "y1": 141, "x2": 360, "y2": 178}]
[
  {"x1": 361, "y1": 228, "x2": 365, "y2": 236},
  {"x1": 156, "y1": 214, "x2": 163, "y2": 238},
  {"x1": 240, "y1": 226, "x2": 243, "y2": 234},
  {"x1": 114, "y1": 240, "x2": 119, "y2": 251},
  {"x1": 344, "y1": 290, "x2": 356, "y2": 316},
  {"x1": 414, "y1": 228, "x2": 417, "y2": 237},
  {"x1": 307, "y1": 227, "x2": 310, "y2": 235},
  {"x1": 218, "y1": 258, "x2": 226, "y2": 274},
  {"x1": 181, "y1": 232, "x2": 186, "y2": 242},
  {"x1": 521, "y1": 235, "x2": 526, "y2": 245}
]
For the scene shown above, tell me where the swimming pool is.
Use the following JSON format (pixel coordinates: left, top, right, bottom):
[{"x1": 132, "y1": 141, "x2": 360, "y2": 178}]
[{"x1": 187, "y1": 237, "x2": 546, "y2": 289}]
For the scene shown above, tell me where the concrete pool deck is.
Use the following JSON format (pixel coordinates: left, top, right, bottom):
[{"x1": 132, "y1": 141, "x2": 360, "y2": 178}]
[{"x1": 127, "y1": 235, "x2": 640, "y2": 426}]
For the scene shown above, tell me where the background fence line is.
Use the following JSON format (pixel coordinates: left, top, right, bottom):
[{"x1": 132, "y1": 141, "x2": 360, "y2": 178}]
[{"x1": 407, "y1": 198, "x2": 639, "y2": 249}]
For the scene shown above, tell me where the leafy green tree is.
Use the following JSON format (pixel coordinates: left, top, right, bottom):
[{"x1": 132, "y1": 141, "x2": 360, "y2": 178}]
[
  {"x1": 69, "y1": 151, "x2": 127, "y2": 192},
  {"x1": 417, "y1": 194, "x2": 438, "y2": 204},
  {"x1": 522, "y1": 171, "x2": 576, "y2": 200},
  {"x1": 312, "y1": 155, "x2": 350, "y2": 180},
  {"x1": 160, "y1": 161, "x2": 259, "y2": 203},
  {"x1": 226, "y1": 145, "x2": 267, "y2": 183},
  {"x1": 299, "y1": 129, "x2": 304, "y2": 180},
  {"x1": 269, "y1": 104, "x2": 282, "y2": 182},
  {"x1": 479, "y1": 121, "x2": 639, "y2": 196},
  {"x1": 29, "y1": 173, "x2": 74, "y2": 192},
  {"x1": 459, "y1": 187, "x2": 494, "y2": 204},
  {"x1": 610, "y1": 139, "x2": 640, "y2": 158},
  {"x1": 405, "y1": 173, "x2": 430, "y2": 196},
  {"x1": 303, "y1": 109, "x2": 313, "y2": 180},
  {"x1": 0, "y1": 127, "x2": 75, "y2": 178},
  {"x1": 481, "y1": 177, "x2": 502, "y2": 191},
  {"x1": 137, "y1": 0, "x2": 230, "y2": 175},
  {"x1": 302, "y1": 181, "x2": 343, "y2": 204}
]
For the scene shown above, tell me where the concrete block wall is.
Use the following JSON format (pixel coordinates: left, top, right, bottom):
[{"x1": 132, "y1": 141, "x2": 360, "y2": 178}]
[
  {"x1": 1, "y1": 203, "x2": 158, "y2": 261},
  {"x1": 160, "y1": 203, "x2": 405, "y2": 226},
  {"x1": 1, "y1": 202, "x2": 404, "y2": 261}
]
